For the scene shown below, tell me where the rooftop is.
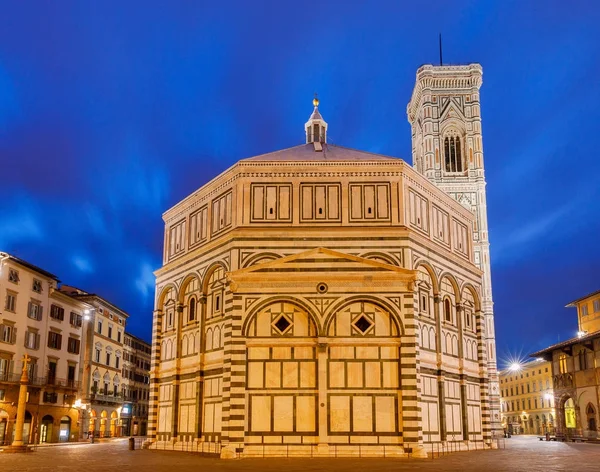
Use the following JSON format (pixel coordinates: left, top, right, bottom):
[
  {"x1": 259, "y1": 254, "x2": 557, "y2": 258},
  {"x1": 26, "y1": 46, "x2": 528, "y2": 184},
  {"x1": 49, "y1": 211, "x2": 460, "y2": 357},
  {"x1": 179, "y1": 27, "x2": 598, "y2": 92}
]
[
  {"x1": 0, "y1": 251, "x2": 59, "y2": 281},
  {"x1": 529, "y1": 329, "x2": 600, "y2": 359},
  {"x1": 566, "y1": 289, "x2": 600, "y2": 307},
  {"x1": 59, "y1": 285, "x2": 130, "y2": 318},
  {"x1": 241, "y1": 143, "x2": 403, "y2": 163}
]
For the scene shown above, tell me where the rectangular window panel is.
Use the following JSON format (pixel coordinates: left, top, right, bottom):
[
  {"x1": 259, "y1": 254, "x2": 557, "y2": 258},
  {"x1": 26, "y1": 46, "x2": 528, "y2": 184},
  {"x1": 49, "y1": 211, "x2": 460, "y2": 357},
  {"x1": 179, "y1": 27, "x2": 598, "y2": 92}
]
[
  {"x1": 347, "y1": 362, "x2": 363, "y2": 388},
  {"x1": 301, "y1": 186, "x2": 313, "y2": 220},
  {"x1": 329, "y1": 395, "x2": 350, "y2": 432},
  {"x1": 375, "y1": 396, "x2": 396, "y2": 432},
  {"x1": 279, "y1": 186, "x2": 290, "y2": 220},
  {"x1": 350, "y1": 185, "x2": 363, "y2": 220},
  {"x1": 265, "y1": 362, "x2": 281, "y2": 388},
  {"x1": 296, "y1": 396, "x2": 316, "y2": 432},
  {"x1": 381, "y1": 362, "x2": 399, "y2": 388},
  {"x1": 247, "y1": 362, "x2": 264, "y2": 389},
  {"x1": 376, "y1": 185, "x2": 389, "y2": 219},
  {"x1": 300, "y1": 362, "x2": 316, "y2": 388},
  {"x1": 352, "y1": 396, "x2": 373, "y2": 432},
  {"x1": 364, "y1": 362, "x2": 381, "y2": 388},
  {"x1": 329, "y1": 361, "x2": 345, "y2": 388},
  {"x1": 273, "y1": 396, "x2": 294, "y2": 432},
  {"x1": 250, "y1": 396, "x2": 271, "y2": 432},
  {"x1": 281, "y1": 362, "x2": 299, "y2": 389}
]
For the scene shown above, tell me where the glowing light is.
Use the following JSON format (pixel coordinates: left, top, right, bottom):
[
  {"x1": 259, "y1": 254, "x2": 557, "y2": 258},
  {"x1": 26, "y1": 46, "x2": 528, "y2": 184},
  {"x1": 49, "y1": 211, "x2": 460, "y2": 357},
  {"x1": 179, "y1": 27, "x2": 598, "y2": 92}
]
[
  {"x1": 544, "y1": 393, "x2": 553, "y2": 401},
  {"x1": 577, "y1": 330, "x2": 587, "y2": 338},
  {"x1": 509, "y1": 362, "x2": 522, "y2": 372}
]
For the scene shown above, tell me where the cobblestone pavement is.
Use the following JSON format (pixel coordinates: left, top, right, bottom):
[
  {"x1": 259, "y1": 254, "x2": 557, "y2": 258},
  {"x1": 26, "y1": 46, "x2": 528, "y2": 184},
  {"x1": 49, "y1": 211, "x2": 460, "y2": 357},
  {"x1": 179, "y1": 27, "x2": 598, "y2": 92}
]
[{"x1": 2, "y1": 436, "x2": 600, "y2": 472}]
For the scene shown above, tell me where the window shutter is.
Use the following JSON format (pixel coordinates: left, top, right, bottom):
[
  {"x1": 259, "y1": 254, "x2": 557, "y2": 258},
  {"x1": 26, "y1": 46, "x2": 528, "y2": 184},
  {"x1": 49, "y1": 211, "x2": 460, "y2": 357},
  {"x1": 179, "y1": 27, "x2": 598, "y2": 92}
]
[
  {"x1": 58, "y1": 333, "x2": 62, "y2": 350},
  {"x1": 28, "y1": 302, "x2": 32, "y2": 317},
  {"x1": 11, "y1": 328, "x2": 17, "y2": 344},
  {"x1": 39, "y1": 305, "x2": 43, "y2": 321},
  {"x1": 36, "y1": 333, "x2": 41, "y2": 350},
  {"x1": 9, "y1": 359, "x2": 14, "y2": 375}
]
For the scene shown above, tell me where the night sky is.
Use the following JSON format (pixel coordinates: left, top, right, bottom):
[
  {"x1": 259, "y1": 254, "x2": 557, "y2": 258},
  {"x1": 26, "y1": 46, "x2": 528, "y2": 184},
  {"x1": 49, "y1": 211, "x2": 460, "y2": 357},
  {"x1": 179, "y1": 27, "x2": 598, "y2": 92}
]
[{"x1": 1, "y1": 1, "x2": 599, "y2": 365}]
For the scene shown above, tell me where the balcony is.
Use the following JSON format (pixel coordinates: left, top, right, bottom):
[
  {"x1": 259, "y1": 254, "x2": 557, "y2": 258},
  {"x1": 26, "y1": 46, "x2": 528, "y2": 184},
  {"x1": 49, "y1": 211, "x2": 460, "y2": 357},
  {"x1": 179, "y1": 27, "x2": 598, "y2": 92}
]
[
  {"x1": 0, "y1": 372, "x2": 80, "y2": 390},
  {"x1": 91, "y1": 392, "x2": 124, "y2": 404}
]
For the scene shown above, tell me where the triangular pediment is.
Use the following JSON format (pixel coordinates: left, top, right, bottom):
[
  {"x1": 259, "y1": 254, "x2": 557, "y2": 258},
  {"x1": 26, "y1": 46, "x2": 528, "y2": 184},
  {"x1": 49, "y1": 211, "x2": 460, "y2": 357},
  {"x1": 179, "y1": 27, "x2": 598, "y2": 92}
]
[
  {"x1": 441, "y1": 105, "x2": 463, "y2": 122},
  {"x1": 230, "y1": 247, "x2": 415, "y2": 277}
]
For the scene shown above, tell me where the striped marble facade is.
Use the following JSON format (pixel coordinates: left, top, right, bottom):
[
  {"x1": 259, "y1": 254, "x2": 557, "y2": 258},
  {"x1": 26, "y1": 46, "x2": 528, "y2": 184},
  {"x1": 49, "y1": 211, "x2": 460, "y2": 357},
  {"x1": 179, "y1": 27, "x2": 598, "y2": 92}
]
[{"x1": 147, "y1": 149, "x2": 495, "y2": 458}]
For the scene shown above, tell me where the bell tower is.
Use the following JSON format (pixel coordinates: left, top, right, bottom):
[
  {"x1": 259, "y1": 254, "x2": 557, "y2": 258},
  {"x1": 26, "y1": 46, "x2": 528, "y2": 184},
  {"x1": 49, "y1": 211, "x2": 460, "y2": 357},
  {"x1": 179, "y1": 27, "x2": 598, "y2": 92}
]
[{"x1": 407, "y1": 64, "x2": 500, "y2": 434}]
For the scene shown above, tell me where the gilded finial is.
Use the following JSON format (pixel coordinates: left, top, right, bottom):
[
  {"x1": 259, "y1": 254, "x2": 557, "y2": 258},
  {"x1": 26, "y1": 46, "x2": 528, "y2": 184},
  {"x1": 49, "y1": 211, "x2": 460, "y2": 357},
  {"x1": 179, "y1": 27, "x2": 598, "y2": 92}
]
[{"x1": 313, "y1": 93, "x2": 319, "y2": 107}]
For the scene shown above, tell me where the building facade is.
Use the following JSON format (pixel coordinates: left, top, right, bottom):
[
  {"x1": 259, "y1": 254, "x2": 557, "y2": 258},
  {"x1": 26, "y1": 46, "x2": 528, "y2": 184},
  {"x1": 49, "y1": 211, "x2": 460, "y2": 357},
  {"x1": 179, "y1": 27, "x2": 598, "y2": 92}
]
[
  {"x1": 122, "y1": 332, "x2": 151, "y2": 436},
  {"x1": 407, "y1": 64, "x2": 500, "y2": 432},
  {"x1": 0, "y1": 253, "x2": 90, "y2": 445},
  {"x1": 532, "y1": 289, "x2": 600, "y2": 440},
  {"x1": 149, "y1": 63, "x2": 499, "y2": 458},
  {"x1": 59, "y1": 286, "x2": 129, "y2": 439},
  {"x1": 499, "y1": 360, "x2": 555, "y2": 435}
]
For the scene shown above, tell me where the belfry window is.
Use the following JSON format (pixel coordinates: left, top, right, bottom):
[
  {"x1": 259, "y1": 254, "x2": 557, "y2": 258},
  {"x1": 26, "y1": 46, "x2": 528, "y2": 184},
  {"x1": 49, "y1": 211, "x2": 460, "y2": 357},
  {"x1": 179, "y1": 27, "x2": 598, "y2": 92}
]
[
  {"x1": 444, "y1": 135, "x2": 463, "y2": 172},
  {"x1": 444, "y1": 299, "x2": 452, "y2": 323},
  {"x1": 189, "y1": 298, "x2": 196, "y2": 322}
]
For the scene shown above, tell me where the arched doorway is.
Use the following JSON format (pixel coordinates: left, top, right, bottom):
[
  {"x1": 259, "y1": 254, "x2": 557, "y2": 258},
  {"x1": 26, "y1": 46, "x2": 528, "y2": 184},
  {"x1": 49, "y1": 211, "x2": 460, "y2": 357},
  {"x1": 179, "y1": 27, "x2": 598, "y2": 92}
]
[
  {"x1": 88, "y1": 409, "x2": 97, "y2": 437},
  {"x1": 586, "y1": 403, "x2": 597, "y2": 437},
  {"x1": 0, "y1": 409, "x2": 9, "y2": 445},
  {"x1": 100, "y1": 411, "x2": 108, "y2": 438},
  {"x1": 40, "y1": 415, "x2": 54, "y2": 443},
  {"x1": 59, "y1": 416, "x2": 71, "y2": 442},
  {"x1": 564, "y1": 398, "x2": 577, "y2": 437},
  {"x1": 110, "y1": 411, "x2": 118, "y2": 437}
]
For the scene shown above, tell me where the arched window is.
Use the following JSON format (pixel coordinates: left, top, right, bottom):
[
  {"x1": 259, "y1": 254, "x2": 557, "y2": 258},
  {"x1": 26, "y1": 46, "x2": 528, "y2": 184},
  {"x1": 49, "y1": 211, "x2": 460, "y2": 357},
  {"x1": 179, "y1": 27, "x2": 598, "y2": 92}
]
[
  {"x1": 587, "y1": 403, "x2": 597, "y2": 431},
  {"x1": 189, "y1": 298, "x2": 196, "y2": 322},
  {"x1": 444, "y1": 298, "x2": 452, "y2": 323},
  {"x1": 559, "y1": 354, "x2": 568, "y2": 374},
  {"x1": 444, "y1": 135, "x2": 463, "y2": 172}
]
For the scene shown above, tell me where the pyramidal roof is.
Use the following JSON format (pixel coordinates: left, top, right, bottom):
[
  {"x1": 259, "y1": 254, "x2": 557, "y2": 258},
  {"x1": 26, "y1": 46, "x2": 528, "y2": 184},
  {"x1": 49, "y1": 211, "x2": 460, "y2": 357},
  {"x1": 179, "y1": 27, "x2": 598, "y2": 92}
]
[
  {"x1": 240, "y1": 143, "x2": 404, "y2": 162},
  {"x1": 308, "y1": 106, "x2": 323, "y2": 121}
]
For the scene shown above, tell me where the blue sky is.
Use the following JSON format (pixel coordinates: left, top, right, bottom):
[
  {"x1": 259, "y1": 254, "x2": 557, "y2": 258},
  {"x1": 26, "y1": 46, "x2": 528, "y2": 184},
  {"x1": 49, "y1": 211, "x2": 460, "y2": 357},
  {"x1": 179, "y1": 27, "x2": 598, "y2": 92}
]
[{"x1": 1, "y1": 1, "x2": 599, "y2": 363}]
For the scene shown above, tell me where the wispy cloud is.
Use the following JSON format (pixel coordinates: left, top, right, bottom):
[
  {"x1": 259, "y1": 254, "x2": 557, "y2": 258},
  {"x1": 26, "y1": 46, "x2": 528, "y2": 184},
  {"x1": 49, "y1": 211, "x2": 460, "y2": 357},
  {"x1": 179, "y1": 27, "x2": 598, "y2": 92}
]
[
  {"x1": 0, "y1": 198, "x2": 44, "y2": 248},
  {"x1": 135, "y1": 261, "x2": 156, "y2": 302},
  {"x1": 72, "y1": 255, "x2": 94, "y2": 274}
]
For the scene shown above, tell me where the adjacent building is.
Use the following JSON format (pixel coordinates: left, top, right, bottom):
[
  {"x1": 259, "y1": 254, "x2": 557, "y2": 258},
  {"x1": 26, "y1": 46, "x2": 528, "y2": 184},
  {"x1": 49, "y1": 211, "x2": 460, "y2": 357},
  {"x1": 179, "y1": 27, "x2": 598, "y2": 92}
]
[
  {"x1": 0, "y1": 253, "x2": 90, "y2": 444},
  {"x1": 531, "y1": 289, "x2": 600, "y2": 439},
  {"x1": 499, "y1": 360, "x2": 555, "y2": 435},
  {"x1": 149, "y1": 63, "x2": 499, "y2": 458},
  {"x1": 122, "y1": 332, "x2": 151, "y2": 436},
  {"x1": 59, "y1": 285, "x2": 129, "y2": 439}
]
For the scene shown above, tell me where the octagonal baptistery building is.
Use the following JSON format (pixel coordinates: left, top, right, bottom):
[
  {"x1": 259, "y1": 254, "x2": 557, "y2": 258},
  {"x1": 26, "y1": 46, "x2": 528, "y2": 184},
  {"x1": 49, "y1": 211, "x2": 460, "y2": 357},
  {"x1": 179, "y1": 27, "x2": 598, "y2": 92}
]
[{"x1": 149, "y1": 66, "x2": 498, "y2": 458}]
